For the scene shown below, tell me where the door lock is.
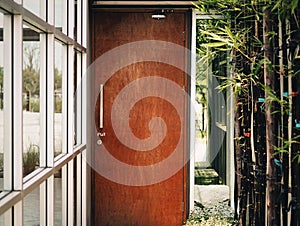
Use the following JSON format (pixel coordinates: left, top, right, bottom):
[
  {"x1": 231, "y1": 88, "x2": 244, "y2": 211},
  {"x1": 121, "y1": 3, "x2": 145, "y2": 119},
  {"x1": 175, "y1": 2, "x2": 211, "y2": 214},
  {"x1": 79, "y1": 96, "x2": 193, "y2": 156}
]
[{"x1": 97, "y1": 139, "x2": 102, "y2": 145}]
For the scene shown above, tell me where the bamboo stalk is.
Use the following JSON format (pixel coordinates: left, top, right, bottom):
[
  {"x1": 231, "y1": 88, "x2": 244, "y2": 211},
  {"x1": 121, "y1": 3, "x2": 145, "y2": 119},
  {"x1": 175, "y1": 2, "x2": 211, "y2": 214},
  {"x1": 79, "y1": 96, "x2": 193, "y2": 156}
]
[{"x1": 263, "y1": 7, "x2": 278, "y2": 226}]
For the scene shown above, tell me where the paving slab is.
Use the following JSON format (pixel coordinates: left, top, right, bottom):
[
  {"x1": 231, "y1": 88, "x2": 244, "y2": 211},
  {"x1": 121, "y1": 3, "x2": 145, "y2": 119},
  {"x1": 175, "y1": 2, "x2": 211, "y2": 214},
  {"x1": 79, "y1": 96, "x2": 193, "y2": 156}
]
[{"x1": 194, "y1": 184, "x2": 229, "y2": 207}]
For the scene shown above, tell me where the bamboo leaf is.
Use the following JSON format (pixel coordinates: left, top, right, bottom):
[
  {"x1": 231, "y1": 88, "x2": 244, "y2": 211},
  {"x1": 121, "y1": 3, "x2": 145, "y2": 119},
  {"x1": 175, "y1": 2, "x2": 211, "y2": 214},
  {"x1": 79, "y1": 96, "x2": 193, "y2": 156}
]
[{"x1": 202, "y1": 42, "x2": 228, "y2": 47}]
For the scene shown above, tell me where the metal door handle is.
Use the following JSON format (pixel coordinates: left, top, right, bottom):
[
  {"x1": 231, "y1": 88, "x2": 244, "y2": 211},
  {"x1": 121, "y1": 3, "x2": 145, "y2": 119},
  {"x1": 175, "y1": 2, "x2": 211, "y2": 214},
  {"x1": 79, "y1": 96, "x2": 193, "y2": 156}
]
[{"x1": 99, "y1": 84, "x2": 104, "y2": 129}]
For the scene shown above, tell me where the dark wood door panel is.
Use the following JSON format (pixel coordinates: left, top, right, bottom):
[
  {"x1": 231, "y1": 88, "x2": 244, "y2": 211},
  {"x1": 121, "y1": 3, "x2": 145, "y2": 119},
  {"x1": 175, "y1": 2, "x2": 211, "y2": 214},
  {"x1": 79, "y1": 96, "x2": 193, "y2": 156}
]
[{"x1": 91, "y1": 11, "x2": 188, "y2": 226}]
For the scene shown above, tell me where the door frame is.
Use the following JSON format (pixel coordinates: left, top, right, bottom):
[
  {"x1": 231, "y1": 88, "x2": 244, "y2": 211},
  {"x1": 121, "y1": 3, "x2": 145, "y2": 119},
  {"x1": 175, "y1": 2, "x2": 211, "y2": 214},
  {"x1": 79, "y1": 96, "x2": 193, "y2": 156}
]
[{"x1": 190, "y1": 10, "x2": 235, "y2": 208}]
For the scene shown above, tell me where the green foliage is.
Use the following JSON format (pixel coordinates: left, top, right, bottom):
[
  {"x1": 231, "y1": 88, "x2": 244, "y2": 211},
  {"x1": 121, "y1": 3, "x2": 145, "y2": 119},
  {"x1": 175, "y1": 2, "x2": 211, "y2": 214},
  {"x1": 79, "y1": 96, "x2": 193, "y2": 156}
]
[
  {"x1": 30, "y1": 98, "x2": 40, "y2": 112},
  {"x1": 217, "y1": 72, "x2": 257, "y2": 96},
  {"x1": 272, "y1": 0, "x2": 299, "y2": 20},
  {"x1": 55, "y1": 97, "x2": 62, "y2": 113},
  {"x1": 54, "y1": 67, "x2": 62, "y2": 91},
  {"x1": 0, "y1": 153, "x2": 3, "y2": 176},
  {"x1": 194, "y1": 0, "x2": 299, "y2": 112},
  {"x1": 23, "y1": 144, "x2": 39, "y2": 176},
  {"x1": 260, "y1": 84, "x2": 290, "y2": 113},
  {"x1": 23, "y1": 68, "x2": 40, "y2": 96},
  {"x1": 22, "y1": 44, "x2": 63, "y2": 112},
  {"x1": 274, "y1": 135, "x2": 300, "y2": 163},
  {"x1": 0, "y1": 66, "x2": 3, "y2": 85}
]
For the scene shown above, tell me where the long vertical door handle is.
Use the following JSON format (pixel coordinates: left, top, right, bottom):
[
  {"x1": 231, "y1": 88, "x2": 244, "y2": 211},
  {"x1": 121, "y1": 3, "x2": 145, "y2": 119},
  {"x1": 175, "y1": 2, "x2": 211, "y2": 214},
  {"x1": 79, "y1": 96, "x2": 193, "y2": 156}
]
[{"x1": 99, "y1": 84, "x2": 104, "y2": 129}]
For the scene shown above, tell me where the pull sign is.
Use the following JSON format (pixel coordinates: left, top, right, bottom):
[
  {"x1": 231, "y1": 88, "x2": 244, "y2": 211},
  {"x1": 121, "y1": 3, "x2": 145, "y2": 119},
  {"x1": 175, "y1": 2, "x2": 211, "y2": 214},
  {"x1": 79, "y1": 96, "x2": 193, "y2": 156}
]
[{"x1": 97, "y1": 132, "x2": 106, "y2": 137}]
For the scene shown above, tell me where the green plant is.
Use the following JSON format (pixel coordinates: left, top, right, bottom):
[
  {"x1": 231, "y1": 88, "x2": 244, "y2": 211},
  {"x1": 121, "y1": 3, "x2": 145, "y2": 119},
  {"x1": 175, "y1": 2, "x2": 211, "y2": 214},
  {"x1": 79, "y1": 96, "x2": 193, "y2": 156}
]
[
  {"x1": 194, "y1": 0, "x2": 300, "y2": 224},
  {"x1": 0, "y1": 152, "x2": 3, "y2": 177},
  {"x1": 55, "y1": 97, "x2": 62, "y2": 113},
  {"x1": 23, "y1": 144, "x2": 39, "y2": 176},
  {"x1": 30, "y1": 98, "x2": 40, "y2": 112}
]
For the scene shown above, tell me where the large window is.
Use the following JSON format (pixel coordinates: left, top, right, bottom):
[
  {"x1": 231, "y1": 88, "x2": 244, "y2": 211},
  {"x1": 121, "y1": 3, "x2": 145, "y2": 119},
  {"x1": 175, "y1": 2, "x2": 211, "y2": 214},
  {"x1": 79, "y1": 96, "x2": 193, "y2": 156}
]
[{"x1": 0, "y1": 0, "x2": 87, "y2": 225}]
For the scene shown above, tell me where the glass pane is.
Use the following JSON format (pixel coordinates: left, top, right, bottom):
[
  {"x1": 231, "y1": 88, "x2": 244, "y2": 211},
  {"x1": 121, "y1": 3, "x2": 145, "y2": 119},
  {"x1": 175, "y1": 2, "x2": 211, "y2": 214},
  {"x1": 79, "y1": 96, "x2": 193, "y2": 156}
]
[
  {"x1": 54, "y1": 41, "x2": 63, "y2": 156},
  {"x1": 23, "y1": 0, "x2": 40, "y2": 17},
  {"x1": 54, "y1": 168, "x2": 62, "y2": 226},
  {"x1": 0, "y1": 12, "x2": 4, "y2": 192},
  {"x1": 0, "y1": 209, "x2": 10, "y2": 225},
  {"x1": 55, "y1": 0, "x2": 65, "y2": 32},
  {"x1": 74, "y1": 0, "x2": 78, "y2": 40},
  {"x1": 23, "y1": 24, "x2": 41, "y2": 177},
  {"x1": 24, "y1": 185, "x2": 40, "y2": 225}
]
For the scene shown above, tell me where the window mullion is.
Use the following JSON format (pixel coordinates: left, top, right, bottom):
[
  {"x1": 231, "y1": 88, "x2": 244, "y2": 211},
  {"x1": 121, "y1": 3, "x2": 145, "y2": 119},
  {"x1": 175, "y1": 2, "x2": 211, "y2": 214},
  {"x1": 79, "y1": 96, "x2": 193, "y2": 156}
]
[
  {"x1": 48, "y1": 0, "x2": 54, "y2": 25},
  {"x1": 12, "y1": 14, "x2": 23, "y2": 191},
  {"x1": 39, "y1": 33, "x2": 47, "y2": 226},
  {"x1": 47, "y1": 176, "x2": 54, "y2": 226},
  {"x1": 40, "y1": 33, "x2": 47, "y2": 168},
  {"x1": 4, "y1": 209, "x2": 12, "y2": 226},
  {"x1": 68, "y1": 0, "x2": 74, "y2": 39},
  {"x1": 3, "y1": 14, "x2": 13, "y2": 193},
  {"x1": 61, "y1": 165, "x2": 67, "y2": 225},
  {"x1": 47, "y1": 34, "x2": 55, "y2": 167},
  {"x1": 13, "y1": 201, "x2": 22, "y2": 226},
  {"x1": 77, "y1": 0, "x2": 82, "y2": 45},
  {"x1": 68, "y1": 46, "x2": 74, "y2": 151},
  {"x1": 67, "y1": 161, "x2": 74, "y2": 225},
  {"x1": 39, "y1": 181, "x2": 46, "y2": 226},
  {"x1": 76, "y1": 52, "x2": 82, "y2": 145},
  {"x1": 81, "y1": 150, "x2": 88, "y2": 226},
  {"x1": 81, "y1": 0, "x2": 87, "y2": 47},
  {"x1": 76, "y1": 154, "x2": 82, "y2": 225},
  {"x1": 81, "y1": 53, "x2": 87, "y2": 145},
  {"x1": 61, "y1": 44, "x2": 68, "y2": 155},
  {"x1": 46, "y1": 2, "x2": 55, "y2": 225},
  {"x1": 67, "y1": 16, "x2": 75, "y2": 216}
]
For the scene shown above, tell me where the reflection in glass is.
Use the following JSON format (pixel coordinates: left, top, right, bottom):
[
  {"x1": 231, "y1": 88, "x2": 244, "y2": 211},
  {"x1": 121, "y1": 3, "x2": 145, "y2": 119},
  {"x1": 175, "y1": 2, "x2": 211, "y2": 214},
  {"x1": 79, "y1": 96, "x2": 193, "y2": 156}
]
[
  {"x1": 23, "y1": 0, "x2": 40, "y2": 17},
  {"x1": 74, "y1": 0, "x2": 78, "y2": 40},
  {"x1": 0, "y1": 209, "x2": 9, "y2": 225},
  {"x1": 54, "y1": 169, "x2": 62, "y2": 226},
  {"x1": 23, "y1": 24, "x2": 41, "y2": 177},
  {"x1": 54, "y1": 41, "x2": 63, "y2": 156},
  {"x1": 24, "y1": 185, "x2": 40, "y2": 225},
  {"x1": 55, "y1": 0, "x2": 64, "y2": 31},
  {"x1": 0, "y1": 12, "x2": 4, "y2": 192}
]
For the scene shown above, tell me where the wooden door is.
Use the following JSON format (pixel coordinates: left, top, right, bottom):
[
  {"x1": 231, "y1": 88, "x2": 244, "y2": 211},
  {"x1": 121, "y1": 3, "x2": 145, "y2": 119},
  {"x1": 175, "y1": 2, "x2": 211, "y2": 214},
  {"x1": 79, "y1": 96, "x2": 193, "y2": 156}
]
[{"x1": 91, "y1": 11, "x2": 188, "y2": 226}]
